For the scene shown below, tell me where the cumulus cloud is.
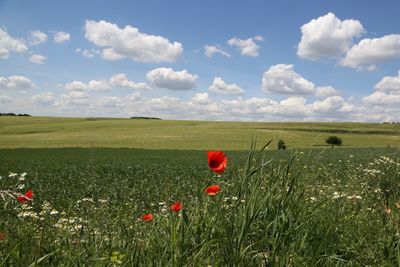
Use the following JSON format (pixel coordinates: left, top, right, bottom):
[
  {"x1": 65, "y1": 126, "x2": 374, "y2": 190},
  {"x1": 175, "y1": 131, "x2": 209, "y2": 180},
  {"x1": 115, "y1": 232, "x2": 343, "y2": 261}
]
[
  {"x1": 312, "y1": 96, "x2": 349, "y2": 113},
  {"x1": 259, "y1": 97, "x2": 311, "y2": 118},
  {"x1": 362, "y1": 91, "x2": 400, "y2": 106},
  {"x1": 0, "y1": 28, "x2": 28, "y2": 59},
  {"x1": 204, "y1": 45, "x2": 231, "y2": 58},
  {"x1": 262, "y1": 64, "x2": 315, "y2": 95},
  {"x1": 32, "y1": 92, "x2": 55, "y2": 105},
  {"x1": 0, "y1": 75, "x2": 35, "y2": 90},
  {"x1": 76, "y1": 48, "x2": 100, "y2": 58},
  {"x1": 190, "y1": 92, "x2": 210, "y2": 105},
  {"x1": 64, "y1": 74, "x2": 149, "y2": 92},
  {"x1": 362, "y1": 71, "x2": 400, "y2": 107},
  {"x1": 0, "y1": 94, "x2": 12, "y2": 103},
  {"x1": 29, "y1": 30, "x2": 48, "y2": 45},
  {"x1": 53, "y1": 31, "x2": 70, "y2": 43},
  {"x1": 84, "y1": 20, "x2": 183, "y2": 63},
  {"x1": 29, "y1": 54, "x2": 46, "y2": 64},
  {"x1": 374, "y1": 71, "x2": 400, "y2": 94},
  {"x1": 297, "y1": 12, "x2": 364, "y2": 60},
  {"x1": 315, "y1": 86, "x2": 340, "y2": 97},
  {"x1": 65, "y1": 80, "x2": 110, "y2": 91},
  {"x1": 208, "y1": 77, "x2": 244, "y2": 95},
  {"x1": 54, "y1": 91, "x2": 90, "y2": 107},
  {"x1": 227, "y1": 36, "x2": 262, "y2": 57},
  {"x1": 97, "y1": 96, "x2": 123, "y2": 108},
  {"x1": 146, "y1": 68, "x2": 198, "y2": 90},
  {"x1": 110, "y1": 73, "x2": 150, "y2": 90},
  {"x1": 125, "y1": 92, "x2": 141, "y2": 102},
  {"x1": 341, "y1": 35, "x2": 400, "y2": 70}
]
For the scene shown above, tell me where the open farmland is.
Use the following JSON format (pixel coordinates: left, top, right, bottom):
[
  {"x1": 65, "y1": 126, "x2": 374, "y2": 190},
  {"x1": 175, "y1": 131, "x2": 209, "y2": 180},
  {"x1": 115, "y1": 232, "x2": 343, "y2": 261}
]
[
  {"x1": 0, "y1": 117, "x2": 400, "y2": 149},
  {"x1": 1, "y1": 117, "x2": 400, "y2": 265}
]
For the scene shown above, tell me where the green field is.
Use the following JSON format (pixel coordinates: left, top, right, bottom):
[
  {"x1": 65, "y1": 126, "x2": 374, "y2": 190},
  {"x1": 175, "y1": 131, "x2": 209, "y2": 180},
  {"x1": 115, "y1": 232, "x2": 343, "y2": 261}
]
[
  {"x1": 1, "y1": 117, "x2": 400, "y2": 265},
  {"x1": 1, "y1": 146, "x2": 400, "y2": 265},
  {"x1": 1, "y1": 116, "x2": 400, "y2": 149}
]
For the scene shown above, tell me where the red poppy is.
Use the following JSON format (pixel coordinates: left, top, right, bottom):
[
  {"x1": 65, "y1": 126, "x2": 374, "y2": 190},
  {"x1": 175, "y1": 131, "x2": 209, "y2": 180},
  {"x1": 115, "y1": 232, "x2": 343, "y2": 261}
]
[
  {"x1": 0, "y1": 232, "x2": 5, "y2": 241},
  {"x1": 170, "y1": 201, "x2": 183, "y2": 212},
  {"x1": 207, "y1": 151, "x2": 227, "y2": 174},
  {"x1": 142, "y1": 213, "x2": 154, "y2": 221},
  {"x1": 204, "y1": 185, "x2": 221, "y2": 196},
  {"x1": 17, "y1": 189, "x2": 34, "y2": 202}
]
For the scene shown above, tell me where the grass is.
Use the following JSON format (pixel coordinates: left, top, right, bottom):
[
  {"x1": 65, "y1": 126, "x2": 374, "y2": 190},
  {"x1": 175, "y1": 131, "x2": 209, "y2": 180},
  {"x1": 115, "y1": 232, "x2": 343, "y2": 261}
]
[
  {"x1": 1, "y1": 145, "x2": 400, "y2": 265},
  {"x1": 1, "y1": 117, "x2": 400, "y2": 265},
  {"x1": 1, "y1": 116, "x2": 400, "y2": 149}
]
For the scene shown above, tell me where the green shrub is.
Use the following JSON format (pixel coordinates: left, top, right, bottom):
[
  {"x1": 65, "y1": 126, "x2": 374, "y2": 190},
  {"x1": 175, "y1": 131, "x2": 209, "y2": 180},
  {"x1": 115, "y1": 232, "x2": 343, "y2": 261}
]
[{"x1": 326, "y1": 136, "x2": 342, "y2": 147}]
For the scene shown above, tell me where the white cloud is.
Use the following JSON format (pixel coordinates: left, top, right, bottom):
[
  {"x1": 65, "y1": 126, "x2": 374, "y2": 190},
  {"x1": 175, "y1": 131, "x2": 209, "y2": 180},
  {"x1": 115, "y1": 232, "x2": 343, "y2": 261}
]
[
  {"x1": 0, "y1": 28, "x2": 28, "y2": 59},
  {"x1": 54, "y1": 91, "x2": 90, "y2": 108},
  {"x1": 315, "y1": 86, "x2": 340, "y2": 97},
  {"x1": 84, "y1": 20, "x2": 183, "y2": 63},
  {"x1": 146, "y1": 68, "x2": 198, "y2": 90},
  {"x1": 362, "y1": 91, "x2": 400, "y2": 106},
  {"x1": 110, "y1": 73, "x2": 150, "y2": 90},
  {"x1": 64, "y1": 73, "x2": 148, "y2": 92},
  {"x1": 362, "y1": 71, "x2": 400, "y2": 107},
  {"x1": 0, "y1": 94, "x2": 12, "y2": 103},
  {"x1": 190, "y1": 92, "x2": 210, "y2": 105},
  {"x1": 259, "y1": 97, "x2": 311, "y2": 118},
  {"x1": 204, "y1": 45, "x2": 231, "y2": 58},
  {"x1": 76, "y1": 48, "x2": 100, "y2": 58},
  {"x1": 29, "y1": 30, "x2": 48, "y2": 45},
  {"x1": 97, "y1": 96, "x2": 123, "y2": 108},
  {"x1": 208, "y1": 77, "x2": 244, "y2": 95},
  {"x1": 0, "y1": 75, "x2": 35, "y2": 90},
  {"x1": 125, "y1": 92, "x2": 141, "y2": 102},
  {"x1": 312, "y1": 96, "x2": 347, "y2": 113},
  {"x1": 262, "y1": 64, "x2": 315, "y2": 95},
  {"x1": 53, "y1": 31, "x2": 70, "y2": 43},
  {"x1": 145, "y1": 96, "x2": 181, "y2": 111},
  {"x1": 227, "y1": 36, "x2": 262, "y2": 57},
  {"x1": 64, "y1": 80, "x2": 110, "y2": 91},
  {"x1": 32, "y1": 92, "x2": 55, "y2": 105},
  {"x1": 341, "y1": 35, "x2": 400, "y2": 70},
  {"x1": 374, "y1": 71, "x2": 400, "y2": 94},
  {"x1": 29, "y1": 54, "x2": 46, "y2": 64},
  {"x1": 297, "y1": 12, "x2": 364, "y2": 60}
]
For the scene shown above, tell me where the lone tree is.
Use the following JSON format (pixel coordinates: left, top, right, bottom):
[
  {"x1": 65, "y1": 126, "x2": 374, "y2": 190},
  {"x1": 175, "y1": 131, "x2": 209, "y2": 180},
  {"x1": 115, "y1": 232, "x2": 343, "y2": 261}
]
[
  {"x1": 326, "y1": 136, "x2": 342, "y2": 148},
  {"x1": 277, "y1": 139, "x2": 286, "y2": 150}
]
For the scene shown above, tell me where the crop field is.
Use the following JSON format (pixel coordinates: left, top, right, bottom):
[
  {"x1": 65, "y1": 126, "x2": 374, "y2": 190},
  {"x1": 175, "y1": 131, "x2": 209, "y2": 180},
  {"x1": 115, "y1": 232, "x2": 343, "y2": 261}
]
[
  {"x1": 1, "y1": 144, "x2": 400, "y2": 266},
  {"x1": 1, "y1": 116, "x2": 400, "y2": 149},
  {"x1": 1, "y1": 117, "x2": 400, "y2": 265}
]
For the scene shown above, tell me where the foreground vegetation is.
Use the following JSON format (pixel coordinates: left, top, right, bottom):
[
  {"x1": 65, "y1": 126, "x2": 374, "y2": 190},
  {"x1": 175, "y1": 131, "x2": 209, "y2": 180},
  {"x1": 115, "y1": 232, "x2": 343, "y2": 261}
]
[
  {"x1": 1, "y1": 145, "x2": 400, "y2": 265},
  {"x1": 1, "y1": 116, "x2": 400, "y2": 149}
]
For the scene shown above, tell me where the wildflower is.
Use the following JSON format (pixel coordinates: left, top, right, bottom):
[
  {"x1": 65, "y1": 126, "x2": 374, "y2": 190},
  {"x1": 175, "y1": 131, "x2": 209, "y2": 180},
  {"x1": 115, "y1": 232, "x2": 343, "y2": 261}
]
[
  {"x1": 17, "y1": 189, "x2": 34, "y2": 202},
  {"x1": 205, "y1": 185, "x2": 221, "y2": 196},
  {"x1": 111, "y1": 251, "x2": 125, "y2": 265},
  {"x1": 207, "y1": 151, "x2": 227, "y2": 174},
  {"x1": 50, "y1": 209, "x2": 59, "y2": 215},
  {"x1": 396, "y1": 201, "x2": 400, "y2": 209},
  {"x1": 0, "y1": 232, "x2": 5, "y2": 241},
  {"x1": 142, "y1": 213, "x2": 154, "y2": 221},
  {"x1": 170, "y1": 201, "x2": 183, "y2": 212}
]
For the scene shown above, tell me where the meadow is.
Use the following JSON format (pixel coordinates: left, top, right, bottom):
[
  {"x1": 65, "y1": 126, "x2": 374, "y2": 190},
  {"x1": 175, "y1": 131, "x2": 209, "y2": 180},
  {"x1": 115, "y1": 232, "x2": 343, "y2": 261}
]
[
  {"x1": 1, "y1": 116, "x2": 400, "y2": 149},
  {"x1": 1, "y1": 117, "x2": 400, "y2": 265}
]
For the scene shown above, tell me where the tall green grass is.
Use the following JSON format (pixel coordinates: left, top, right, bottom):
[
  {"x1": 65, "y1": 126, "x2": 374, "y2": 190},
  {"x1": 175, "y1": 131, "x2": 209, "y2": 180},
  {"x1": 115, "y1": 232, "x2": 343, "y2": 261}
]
[{"x1": 1, "y1": 146, "x2": 400, "y2": 265}]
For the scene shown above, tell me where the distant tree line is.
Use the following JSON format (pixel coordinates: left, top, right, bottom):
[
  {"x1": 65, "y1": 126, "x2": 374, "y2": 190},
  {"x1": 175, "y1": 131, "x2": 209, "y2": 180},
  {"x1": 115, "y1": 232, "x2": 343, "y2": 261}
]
[
  {"x1": 0, "y1": 113, "x2": 31, "y2": 116},
  {"x1": 130, "y1": 116, "x2": 161, "y2": 120}
]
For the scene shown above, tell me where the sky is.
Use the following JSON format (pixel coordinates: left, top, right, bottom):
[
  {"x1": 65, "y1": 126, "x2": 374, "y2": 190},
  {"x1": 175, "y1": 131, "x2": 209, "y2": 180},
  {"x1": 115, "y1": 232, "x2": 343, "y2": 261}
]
[{"x1": 1, "y1": 0, "x2": 400, "y2": 122}]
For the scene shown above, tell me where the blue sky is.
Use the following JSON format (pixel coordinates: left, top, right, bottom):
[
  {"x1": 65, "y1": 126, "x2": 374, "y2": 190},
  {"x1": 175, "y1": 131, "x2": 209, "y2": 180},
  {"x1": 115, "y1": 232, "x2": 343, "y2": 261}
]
[{"x1": 1, "y1": 0, "x2": 400, "y2": 121}]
